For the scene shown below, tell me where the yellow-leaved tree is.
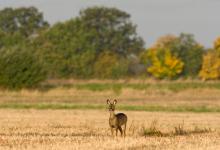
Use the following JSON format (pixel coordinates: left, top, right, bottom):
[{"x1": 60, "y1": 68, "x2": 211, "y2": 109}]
[
  {"x1": 214, "y1": 37, "x2": 220, "y2": 51},
  {"x1": 199, "y1": 37, "x2": 220, "y2": 80},
  {"x1": 199, "y1": 50, "x2": 220, "y2": 80},
  {"x1": 146, "y1": 48, "x2": 184, "y2": 79}
]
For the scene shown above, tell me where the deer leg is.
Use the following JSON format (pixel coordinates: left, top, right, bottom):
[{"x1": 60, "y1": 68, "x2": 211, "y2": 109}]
[
  {"x1": 124, "y1": 123, "x2": 127, "y2": 137},
  {"x1": 111, "y1": 127, "x2": 114, "y2": 136},
  {"x1": 118, "y1": 126, "x2": 123, "y2": 136},
  {"x1": 116, "y1": 128, "x2": 118, "y2": 136}
]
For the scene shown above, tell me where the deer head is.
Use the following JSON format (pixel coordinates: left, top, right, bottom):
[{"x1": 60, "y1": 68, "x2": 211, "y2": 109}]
[{"x1": 107, "y1": 99, "x2": 117, "y2": 111}]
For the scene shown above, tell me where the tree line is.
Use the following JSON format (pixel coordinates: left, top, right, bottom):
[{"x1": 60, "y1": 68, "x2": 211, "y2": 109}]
[{"x1": 0, "y1": 6, "x2": 220, "y2": 89}]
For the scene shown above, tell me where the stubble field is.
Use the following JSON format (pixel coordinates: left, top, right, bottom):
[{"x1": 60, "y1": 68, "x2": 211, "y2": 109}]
[
  {"x1": 0, "y1": 80, "x2": 220, "y2": 149},
  {"x1": 0, "y1": 109, "x2": 220, "y2": 150}
]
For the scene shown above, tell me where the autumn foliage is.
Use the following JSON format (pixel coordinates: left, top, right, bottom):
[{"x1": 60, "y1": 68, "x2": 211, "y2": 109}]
[
  {"x1": 141, "y1": 48, "x2": 184, "y2": 79},
  {"x1": 1, "y1": 6, "x2": 220, "y2": 89},
  {"x1": 199, "y1": 37, "x2": 220, "y2": 80},
  {"x1": 214, "y1": 37, "x2": 220, "y2": 51}
]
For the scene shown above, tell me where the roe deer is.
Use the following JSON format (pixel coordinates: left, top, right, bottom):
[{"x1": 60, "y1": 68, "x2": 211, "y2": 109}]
[{"x1": 107, "y1": 99, "x2": 127, "y2": 137}]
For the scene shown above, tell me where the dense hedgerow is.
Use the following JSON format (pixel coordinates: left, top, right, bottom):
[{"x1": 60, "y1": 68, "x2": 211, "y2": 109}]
[{"x1": 0, "y1": 47, "x2": 46, "y2": 89}]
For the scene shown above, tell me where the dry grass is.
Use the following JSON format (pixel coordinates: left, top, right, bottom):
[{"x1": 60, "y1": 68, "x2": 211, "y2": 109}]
[
  {"x1": 1, "y1": 86, "x2": 220, "y2": 108},
  {"x1": 1, "y1": 80, "x2": 220, "y2": 110},
  {"x1": 0, "y1": 109, "x2": 219, "y2": 150},
  {"x1": 43, "y1": 78, "x2": 219, "y2": 84}
]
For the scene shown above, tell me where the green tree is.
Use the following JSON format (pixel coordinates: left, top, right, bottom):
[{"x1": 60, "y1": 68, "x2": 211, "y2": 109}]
[
  {"x1": 174, "y1": 34, "x2": 204, "y2": 77},
  {"x1": 94, "y1": 51, "x2": 128, "y2": 79},
  {"x1": 0, "y1": 7, "x2": 49, "y2": 37},
  {"x1": 34, "y1": 6, "x2": 144, "y2": 78},
  {"x1": 0, "y1": 47, "x2": 46, "y2": 89},
  {"x1": 33, "y1": 20, "x2": 97, "y2": 78},
  {"x1": 78, "y1": 6, "x2": 144, "y2": 56},
  {"x1": 0, "y1": 29, "x2": 26, "y2": 48}
]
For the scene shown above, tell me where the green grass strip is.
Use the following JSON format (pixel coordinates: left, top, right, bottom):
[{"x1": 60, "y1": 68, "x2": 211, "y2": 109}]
[
  {"x1": 71, "y1": 82, "x2": 220, "y2": 92},
  {"x1": 0, "y1": 103, "x2": 220, "y2": 113},
  {"x1": 40, "y1": 82, "x2": 220, "y2": 92}
]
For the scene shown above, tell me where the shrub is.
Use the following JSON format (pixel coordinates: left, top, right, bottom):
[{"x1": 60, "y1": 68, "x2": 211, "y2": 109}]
[
  {"x1": 141, "y1": 120, "x2": 164, "y2": 137},
  {"x1": 0, "y1": 47, "x2": 46, "y2": 89},
  {"x1": 94, "y1": 51, "x2": 128, "y2": 79}
]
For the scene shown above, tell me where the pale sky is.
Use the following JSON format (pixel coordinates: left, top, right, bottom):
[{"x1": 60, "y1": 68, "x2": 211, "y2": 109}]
[{"x1": 0, "y1": 0, "x2": 220, "y2": 48}]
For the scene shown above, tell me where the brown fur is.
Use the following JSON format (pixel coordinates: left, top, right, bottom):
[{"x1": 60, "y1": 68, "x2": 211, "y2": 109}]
[{"x1": 107, "y1": 99, "x2": 127, "y2": 137}]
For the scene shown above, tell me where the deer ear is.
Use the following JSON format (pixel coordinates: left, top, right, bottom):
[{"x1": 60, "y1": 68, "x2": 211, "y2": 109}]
[
  {"x1": 106, "y1": 99, "x2": 110, "y2": 104},
  {"x1": 113, "y1": 99, "x2": 117, "y2": 104}
]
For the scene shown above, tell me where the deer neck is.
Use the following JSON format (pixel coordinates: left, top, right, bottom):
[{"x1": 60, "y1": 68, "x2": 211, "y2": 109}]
[{"x1": 109, "y1": 111, "x2": 116, "y2": 119}]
